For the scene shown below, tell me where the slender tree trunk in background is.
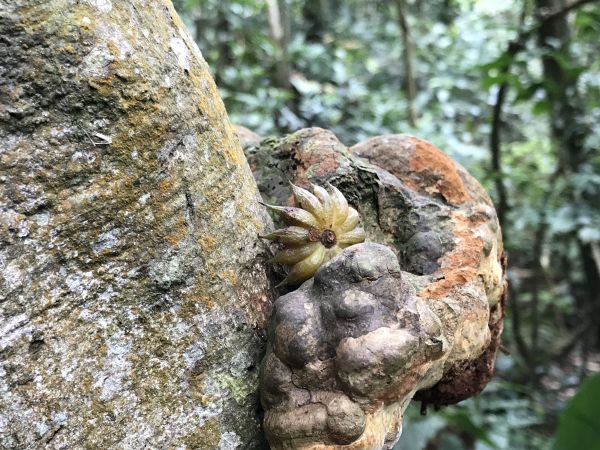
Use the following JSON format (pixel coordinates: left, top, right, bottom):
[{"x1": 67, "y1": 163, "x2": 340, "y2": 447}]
[
  {"x1": 0, "y1": 1, "x2": 272, "y2": 447},
  {"x1": 487, "y1": 0, "x2": 528, "y2": 239},
  {"x1": 213, "y1": 6, "x2": 234, "y2": 87},
  {"x1": 267, "y1": 0, "x2": 292, "y2": 90},
  {"x1": 303, "y1": 0, "x2": 330, "y2": 42},
  {"x1": 488, "y1": 0, "x2": 598, "y2": 367},
  {"x1": 536, "y1": 0, "x2": 586, "y2": 170},
  {"x1": 535, "y1": 0, "x2": 600, "y2": 315},
  {"x1": 489, "y1": 79, "x2": 510, "y2": 232},
  {"x1": 267, "y1": 0, "x2": 303, "y2": 132},
  {"x1": 394, "y1": 0, "x2": 418, "y2": 127}
]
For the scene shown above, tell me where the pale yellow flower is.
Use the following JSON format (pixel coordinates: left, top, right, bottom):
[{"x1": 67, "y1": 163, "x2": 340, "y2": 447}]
[{"x1": 261, "y1": 183, "x2": 366, "y2": 287}]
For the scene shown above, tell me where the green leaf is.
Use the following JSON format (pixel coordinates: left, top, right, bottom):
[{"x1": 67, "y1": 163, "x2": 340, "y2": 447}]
[
  {"x1": 478, "y1": 53, "x2": 514, "y2": 72},
  {"x1": 553, "y1": 374, "x2": 600, "y2": 450},
  {"x1": 532, "y1": 100, "x2": 551, "y2": 115},
  {"x1": 514, "y1": 82, "x2": 543, "y2": 103},
  {"x1": 481, "y1": 72, "x2": 522, "y2": 90}
]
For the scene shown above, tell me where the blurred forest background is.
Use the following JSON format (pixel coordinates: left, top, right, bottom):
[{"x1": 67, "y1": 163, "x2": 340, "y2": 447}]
[{"x1": 173, "y1": 0, "x2": 600, "y2": 449}]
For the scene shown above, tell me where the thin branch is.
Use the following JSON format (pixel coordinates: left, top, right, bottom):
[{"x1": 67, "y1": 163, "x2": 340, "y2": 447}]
[{"x1": 533, "y1": 0, "x2": 599, "y2": 33}]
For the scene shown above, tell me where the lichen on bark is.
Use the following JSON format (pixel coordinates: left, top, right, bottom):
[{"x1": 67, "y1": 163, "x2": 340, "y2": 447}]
[{"x1": 0, "y1": 1, "x2": 272, "y2": 448}]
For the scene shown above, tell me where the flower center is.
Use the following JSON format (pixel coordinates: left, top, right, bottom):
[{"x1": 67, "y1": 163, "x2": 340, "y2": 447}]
[{"x1": 320, "y1": 229, "x2": 337, "y2": 248}]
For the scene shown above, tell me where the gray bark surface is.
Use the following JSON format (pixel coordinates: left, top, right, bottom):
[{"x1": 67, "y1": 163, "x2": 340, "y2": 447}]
[{"x1": 0, "y1": 1, "x2": 272, "y2": 448}]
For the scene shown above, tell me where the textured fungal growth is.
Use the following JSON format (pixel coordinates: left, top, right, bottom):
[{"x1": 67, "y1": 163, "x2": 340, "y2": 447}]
[
  {"x1": 261, "y1": 243, "x2": 447, "y2": 450},
  {"x1": 261, "y1": 183, "x2": 366, "y2": 286}
]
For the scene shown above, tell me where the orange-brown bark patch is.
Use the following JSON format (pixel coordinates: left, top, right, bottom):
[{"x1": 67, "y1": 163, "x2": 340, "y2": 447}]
[
  {"x1": 420, "y1": 211, "x2": 486, "y2": 299},
  {"x1": 351, "y1": 135, "x2": 473, "y2": 205},
  {"x1": 414, "y1": 262, "x2": 506, "y2": 408},
  {"x1": 310, "y1": 151, "x2": 341, "y2": 179},
  {"x1": 290, "y1": 141, "x2": 341, "y2": 182},
  {"x1": 409, "y1": 139, "x2": 472, "y2": 205},
  {"x1": 421, "y1": 268, "x2": 479, "y2": 298},
  {"x1": 164, "y1": 215, "x2": 188, "y2": 247},
  {"x1": 439, "y1": 217, "x2": 485, "y2": 271}
]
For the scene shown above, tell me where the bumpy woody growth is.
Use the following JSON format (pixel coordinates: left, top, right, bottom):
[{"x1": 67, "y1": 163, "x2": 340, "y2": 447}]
[
  {"x1": 245, "y1": 127, "x2": 506, "y2": 450},
  {"x1": 261, "y1": 243, "x2": 446, "y2": 449}
]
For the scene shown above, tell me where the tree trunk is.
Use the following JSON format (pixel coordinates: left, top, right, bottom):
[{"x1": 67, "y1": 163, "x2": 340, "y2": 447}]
[
  {"x1": 266, "y1": 0, "x2": 292, "y2": 91},
  {"x1": 394, "y1": 0, "x2": 418, "y2": 127},
  {"x1": 303, "y1": 0, "x2": 330, "y2": 43},
  {"x1": 535, "y1": 0, "x2": 600, "y2": 312},
  {"x1": 0, "y1": 1, "x2": 272, "y2": 448}
]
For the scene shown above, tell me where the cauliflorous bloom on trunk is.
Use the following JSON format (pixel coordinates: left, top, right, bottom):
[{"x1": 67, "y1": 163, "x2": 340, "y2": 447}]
[{"x1": 261, "y1": 182, "x2": 366, "y2": 287}]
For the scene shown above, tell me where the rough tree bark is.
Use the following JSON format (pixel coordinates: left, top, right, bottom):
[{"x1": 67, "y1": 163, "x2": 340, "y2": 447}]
[
  {"x1": 0, "y1": 1, "x2": 505, "y2": 449},
  {"x1": 0, "y1": 1, "x2": 272, "y2": 448}
]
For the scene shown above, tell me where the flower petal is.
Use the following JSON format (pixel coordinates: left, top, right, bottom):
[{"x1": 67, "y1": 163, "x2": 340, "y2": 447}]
[
  {"x1": 278, "y1": 244, "x2": 326, "y2": 287},
  {"x1": 290, "y1": 183, "x2": 324, "y2": 219},
  {"x1": 272, "y1": 242, "x2": 320, "y2": 264},
  {"x1": 327, "y1": 183, "x2": 349, "y2": 228},
  {"x1": 338, "y1": 207, "x2": 360, "y2": 234},
  {"x1": 338, "y1": 227, "x2": 366, "y2": 247},
  {"x1": 312, "y1": 184, "x2": 334, "y2": 229},
  {"x1": 261, "y1": 203, "x2": 320, "y2": 229},
  {"x1": 260, "y1": 226, "x2": 313, "y2": 246}
]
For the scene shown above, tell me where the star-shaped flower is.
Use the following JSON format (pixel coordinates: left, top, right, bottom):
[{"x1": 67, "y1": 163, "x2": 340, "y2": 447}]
[{"x1": 261, "y1": 183, "x2": 366, "y2": 287}]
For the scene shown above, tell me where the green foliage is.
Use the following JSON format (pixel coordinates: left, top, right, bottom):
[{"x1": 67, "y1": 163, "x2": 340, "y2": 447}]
[
  {"x1": 397, "y1": 378, "x2": 554, "y2": 450},
  {"x1": 553, "y1": 374, "x2": 600, "y2": 450}
]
